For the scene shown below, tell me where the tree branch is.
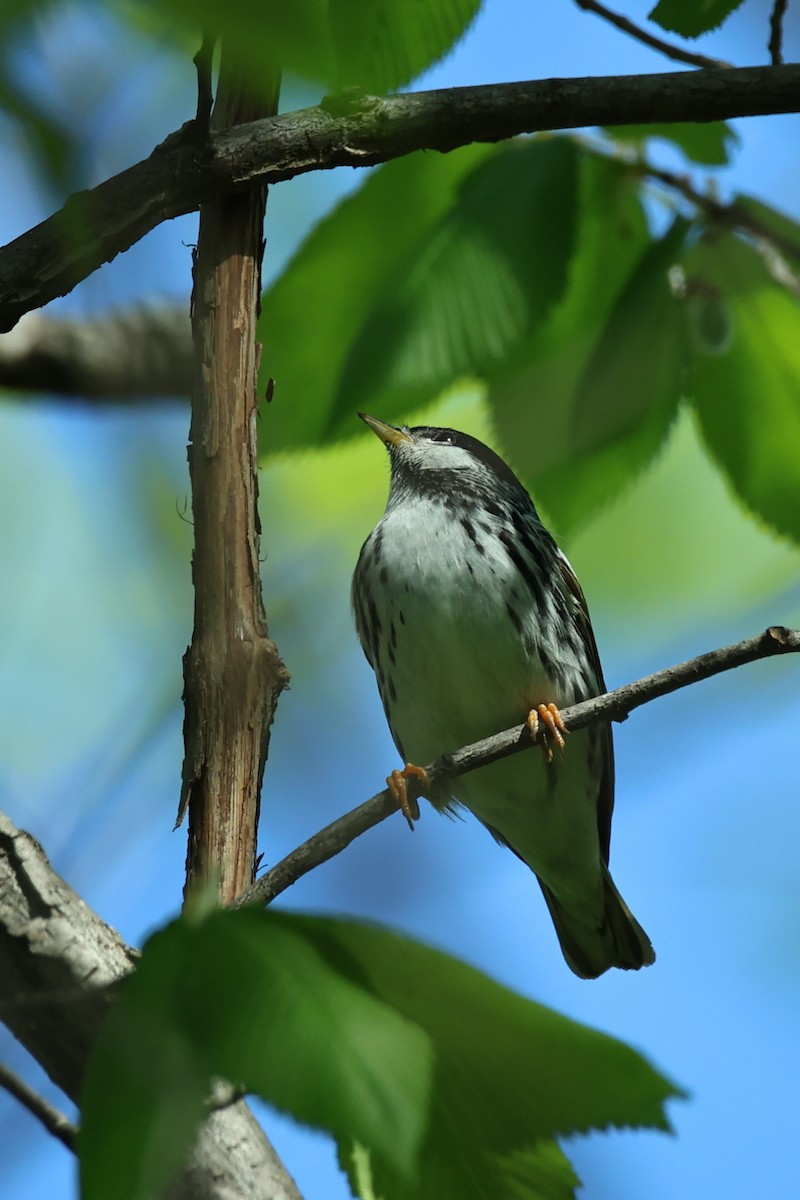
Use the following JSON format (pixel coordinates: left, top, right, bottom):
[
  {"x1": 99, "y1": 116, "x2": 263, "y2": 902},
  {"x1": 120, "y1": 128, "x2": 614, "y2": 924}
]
[
  {"x1": 573, "y1": 0, "x2": 731, "y2": 70},
  {"x1": 769, "y1": 0, "x2": 788, "y2": 65},
  {"x1": 235, "y1": 625, "x2": 800, "y2": 909},
  {"x1": 0, "y1": 308, "x2": 191, "y2": 399},
  {"x1": 1, "y1": 63, "x2": 799, "y2": 331},
  {"x1": 0, "y1": 1061, "x2": 77, "y2": 1151},
  {"x1": 639, "y1": 162, "x2": 800, "y2": 297},
  {"x1": 0, "y1": 812, "x2": 303, "y2": 1200},
  {"x1": 179, "y1": 50, "x2": 290, "y2": 901}
]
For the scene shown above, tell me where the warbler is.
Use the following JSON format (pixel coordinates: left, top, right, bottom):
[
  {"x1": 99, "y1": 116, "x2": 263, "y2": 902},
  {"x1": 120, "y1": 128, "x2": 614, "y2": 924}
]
[{"x1": 352, "y1": 413, "x2": 654, "y2": 979}]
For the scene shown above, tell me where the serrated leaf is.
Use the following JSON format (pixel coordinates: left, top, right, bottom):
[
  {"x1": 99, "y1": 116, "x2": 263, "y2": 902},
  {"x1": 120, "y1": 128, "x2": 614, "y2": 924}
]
[
  {"x1": 607, "y1": 121, "x2": 737, "y2": 166},
  {"x1": 259, "y1": 144, "x2": 496, "y2": 453},
  {"x1": 648, "y1": 0, "x2": 745, "y2": 36},
  {"x1": 687, "y1": 233, "x2": 800, "y2": 545},
  {"x1": 330, "y1": 138, "x2": 579, "y2": 433},
  {"x1": 310, "y1": 917, "x2": 681, "y2": 1200},
  {"x1": 81, "y1": 911, "x2": 680, "y2": 1200}
]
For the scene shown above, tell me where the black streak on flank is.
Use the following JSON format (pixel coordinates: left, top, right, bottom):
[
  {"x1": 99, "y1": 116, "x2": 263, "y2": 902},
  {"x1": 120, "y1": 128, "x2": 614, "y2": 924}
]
[
  {"x1": 499, "y1": 529, "x2": 546, "y2": 614},
  {"x1": 460, "y1": 516, "x2": 486, "y2": 554}
]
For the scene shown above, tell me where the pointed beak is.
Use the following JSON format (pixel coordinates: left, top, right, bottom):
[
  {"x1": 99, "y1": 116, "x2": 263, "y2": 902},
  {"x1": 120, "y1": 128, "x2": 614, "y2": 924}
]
[{"x1": 358, "y1": 412, "x2": 413, "y2": 448}]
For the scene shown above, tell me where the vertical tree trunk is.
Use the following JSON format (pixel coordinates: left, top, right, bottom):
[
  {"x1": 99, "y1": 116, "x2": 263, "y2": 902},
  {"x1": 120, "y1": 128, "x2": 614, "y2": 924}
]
[{"x1": 181, "y1": 53, "x2": 289, "y2": 904}]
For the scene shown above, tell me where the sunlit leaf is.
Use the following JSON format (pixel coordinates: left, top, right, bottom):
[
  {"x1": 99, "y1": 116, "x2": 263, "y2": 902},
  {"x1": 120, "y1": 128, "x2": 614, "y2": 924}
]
[
  {"x1": 332, "y1": 138, "x2": 579, "y2": 432},
  {"x1": 648, "y1": 0, "x2": 745, "y2": 37},
  {"x1": 687, "y1": 233, "x2": 800, "y2": 544},
  {"x1": 259, "y1": 144, "x2": 496, "y2": 453}
]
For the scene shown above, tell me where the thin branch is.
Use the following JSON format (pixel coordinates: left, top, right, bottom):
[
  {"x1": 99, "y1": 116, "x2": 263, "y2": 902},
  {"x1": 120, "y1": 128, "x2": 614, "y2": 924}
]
[
  {"x1": 0, "y1": 1062, "x2": 77, "y2": 1151},
  {"x1": 574, "y1": 0, "x2": 731, "y2": 70},
  {"x1": 235, "y1": 626, "x2": 800, "y2": 909},
  {"x1": 1, "y1": 63, "x2": 799, "y2": 331},
  {"x1": 769, "y1": 0, "x2": 788, "y2": 64},
  {"x1": 643, "y1": 162, "x2": 800, "y2": 296}
]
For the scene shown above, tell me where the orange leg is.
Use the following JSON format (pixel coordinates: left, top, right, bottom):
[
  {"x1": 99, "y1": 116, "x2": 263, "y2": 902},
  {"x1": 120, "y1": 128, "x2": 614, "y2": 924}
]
[
  {"x1": 387, "y1": 764, "x2": 429, "y2": 830},
  {"x1": 526, "y1": 703, "x2": 568, "y2": 765}
]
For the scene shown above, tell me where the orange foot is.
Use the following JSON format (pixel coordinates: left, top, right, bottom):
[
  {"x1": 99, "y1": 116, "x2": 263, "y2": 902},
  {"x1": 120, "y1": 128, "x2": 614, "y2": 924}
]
[
  {"x1": 526, "y1": 703, "x2": 568, "y2": 765},
  {"x1": 387, "y1": 764, "x2": 429, "y2": 830}
]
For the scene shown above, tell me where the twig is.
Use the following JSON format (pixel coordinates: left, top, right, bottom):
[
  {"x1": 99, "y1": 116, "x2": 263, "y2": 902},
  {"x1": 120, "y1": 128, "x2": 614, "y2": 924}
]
[
  {"x1": 769, "y1": 0, "x2": 788, "y2": 64},
  {"x1": 235, "y1": 626, "x2": 800, "y2": 909},
  {"x1": 574, "y1": 0, "x2": 731, "y2": 70},
  {"x1": 2, "y1": 63, "x2": 800, "y2": 332},
  {"x1": 0, "y1": 1062, "x2": 77, "y2": 1151},
  {"x1": 643, "y1": 163, "x2": 800, "y2": 296}
]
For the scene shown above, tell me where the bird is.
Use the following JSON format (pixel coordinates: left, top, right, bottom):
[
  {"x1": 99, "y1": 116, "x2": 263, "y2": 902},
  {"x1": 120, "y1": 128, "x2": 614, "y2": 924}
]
[{"x1": 352, "y1": 412, "x2": 654, "y2": 979}]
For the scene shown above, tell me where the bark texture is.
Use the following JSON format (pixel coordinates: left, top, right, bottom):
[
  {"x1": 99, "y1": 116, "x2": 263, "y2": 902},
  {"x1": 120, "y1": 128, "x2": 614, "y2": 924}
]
[{"x1": 180, "y1": 62, "x2": 289, "y2": 901}]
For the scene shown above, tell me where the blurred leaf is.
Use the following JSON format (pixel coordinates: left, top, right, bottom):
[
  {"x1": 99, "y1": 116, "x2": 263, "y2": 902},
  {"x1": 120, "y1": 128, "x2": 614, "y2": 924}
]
[
  {"x1": 734, "y1": 193, "x2": 800, "y2": 267},
  {"x1": 123, "y1": 0, "x2": 480, "y2": 92},
  {"x1": 259, "y1": 144, "x2": 495, "y2": 453},
  {"x1": 0, "y1": 78, "x2": 74, "y2": 189},
  {"x1": 570, "y1": 217, "x2": 690, "y2": 455},
  {"x1": 81, "y1": 910, "x2": 680, "y2": 1200},
  {"x1": 687, "y1": 233, "x2": 800, "y2": 544},
  {"x1": 607, "y1": 121, "x2": 738, "y2": 166},
  {"x1": 531, "y1": 218, "x2": 690, "y2": 531},
  {"x1": 332, "y1": 138, "x2": 579, "y2": 432},
  {"x1": 489, "y1": 152, "x2": 663, "y2": 531},
  {"x1": 81, "y1": 909, "x2": 432, "y2": 1200},
  {"x1": 497, "y1": 1141, "x2": 582, "y2": 1200},
  {"x1": 328, "y1": 0, "x2": 482, "y2": 92},
  {"x1": 648, "y1": 0, "x2": 745, "y2": 36}
]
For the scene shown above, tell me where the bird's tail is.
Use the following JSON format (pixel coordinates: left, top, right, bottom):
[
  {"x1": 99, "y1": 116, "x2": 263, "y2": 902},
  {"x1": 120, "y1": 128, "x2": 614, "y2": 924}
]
[{"x1": 539, "y1": 865, "x2": 655, "y2": 980}]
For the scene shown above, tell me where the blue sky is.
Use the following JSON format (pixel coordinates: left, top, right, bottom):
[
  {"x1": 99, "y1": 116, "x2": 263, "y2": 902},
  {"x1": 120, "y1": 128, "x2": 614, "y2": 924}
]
[{"x1": 1, "y1": 2, "x2": 799, "y2": 1199}]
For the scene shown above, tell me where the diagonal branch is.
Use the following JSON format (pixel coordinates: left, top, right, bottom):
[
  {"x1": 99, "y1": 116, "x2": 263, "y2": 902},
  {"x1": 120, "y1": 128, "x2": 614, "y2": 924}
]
[
  {"x1": 0, "y1": 1061, "x2": 77, "y2": 1151},
  {"x1": 1, "y1": 63, "x2": 799, "y2": 331},
  {"x1": 573, "y1": 0, "x2": 731, "y2": 70},
  {"x1": 234, "y1": 625, "x2": 800, "y2": 909}
]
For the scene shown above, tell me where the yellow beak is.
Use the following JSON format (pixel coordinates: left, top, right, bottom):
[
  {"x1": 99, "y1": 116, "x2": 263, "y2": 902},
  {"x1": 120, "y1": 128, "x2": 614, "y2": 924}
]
[{"x1": 358, "y1": 412, "x2": 413, "y2": 447}]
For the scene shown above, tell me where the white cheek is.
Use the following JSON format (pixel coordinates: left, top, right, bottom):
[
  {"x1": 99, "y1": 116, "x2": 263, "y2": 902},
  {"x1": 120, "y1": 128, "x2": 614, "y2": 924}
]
[{"x1": 415, "y1": 444, "x2": 473, "y2": 472}]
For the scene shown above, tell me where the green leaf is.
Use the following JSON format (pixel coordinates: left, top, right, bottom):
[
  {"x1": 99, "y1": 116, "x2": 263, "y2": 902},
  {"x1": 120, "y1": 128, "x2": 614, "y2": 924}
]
[
  {"x1": 80, "y1": 910, "x2": 433, "y2": 1200},
  {"x1": 309, "y1": 916, "x2": 680, "y2": 1200},
  {"x1": 328, "y1": 0, "x2": 483, "y2": 92},
  {"x1": 687, "y1": 233, "x2": 800, "y2": 544},
  {"x1": 607, "y1": 121, "x2": 738, "y2": 166},
  {"x1": 331, "y1": 138, "x2": 579, "y2": 432},
  {"x1": 259, "y1": 144, "x2": 496, "y2": 453},
  {"x1": 123, "y1": 0, "x2": 480, "y2": 93},
  {"x1": 81, "y1": 911, "x2": 680, "y2": 1200},
  {"x1": 497, "y1": 1141, "x2": 582, "y2": 1200},
  {"x1": 734, "y1": 193, "x2": 800, "y2": 268},
  {"x1": 489, "y1": 151, "x2": 677, "y2": 532},
  {"x1": 570, "y1": 217, "x2": 690, "y2": 456},
  {"x1": 648, "y1": 0, "x2": 745, "y2": 36}
]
